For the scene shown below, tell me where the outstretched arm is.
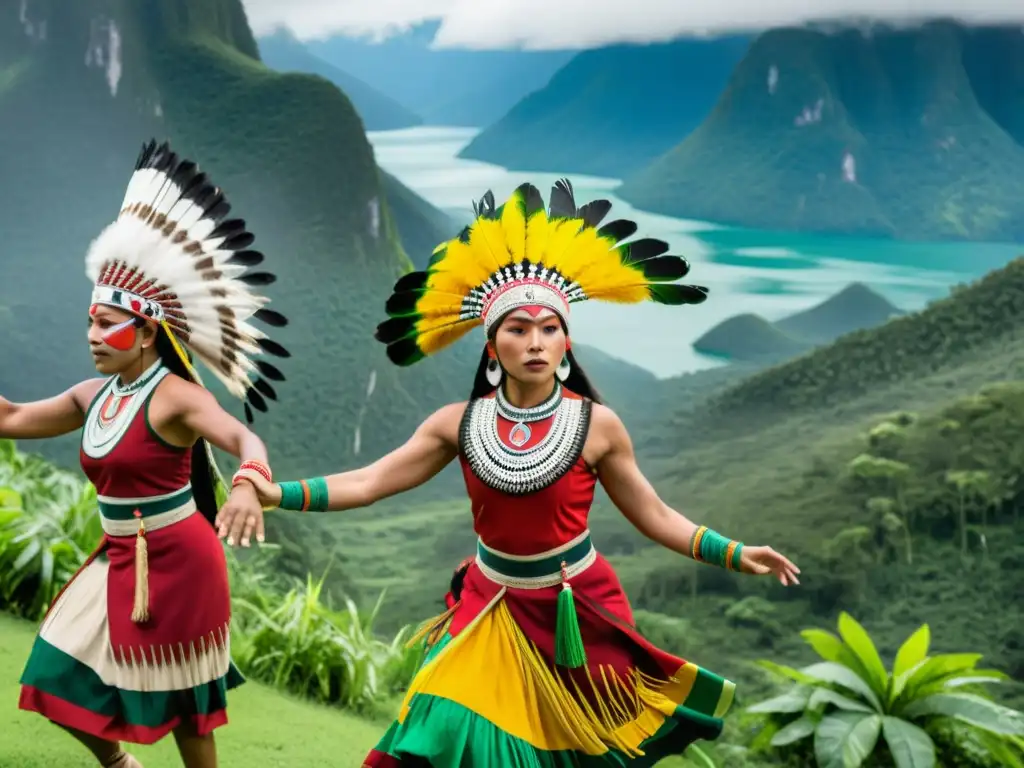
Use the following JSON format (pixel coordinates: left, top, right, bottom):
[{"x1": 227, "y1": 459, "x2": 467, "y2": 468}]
[
  {"x1": 240, "y1": 402, "x2": 463, "y2": 513},
  {"x1": 0, "y1": 380, "x2": 102, "y2": 440},
  {"x1": 593, "y1": 405, "x2": 800, "y2": 586}
]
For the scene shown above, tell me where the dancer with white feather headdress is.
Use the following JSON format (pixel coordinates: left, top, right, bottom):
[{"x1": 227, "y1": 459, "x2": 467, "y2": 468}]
[{"x1": 6, "y1": 140, "x2": 291, "y2": 768}]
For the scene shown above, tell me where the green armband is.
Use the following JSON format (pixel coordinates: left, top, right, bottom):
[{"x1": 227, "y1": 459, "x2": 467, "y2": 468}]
[
  {"x1": 278, "y1": 478, "x2": 330, "y2": 512},
  {"x1": 691, "y1": 526, "x2": 744, "y2": 571}
]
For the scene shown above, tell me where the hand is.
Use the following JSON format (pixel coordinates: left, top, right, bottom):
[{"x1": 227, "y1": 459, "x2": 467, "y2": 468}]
[
  {"x1": 740, "y1": 545, "x2": 801, "y2": 586},
  {"x1": 216, "y1": 482, "x2": 265, "y2": 547},
  {"x1": 233, "y1": 471, "x2": 282, "y2": 510}
]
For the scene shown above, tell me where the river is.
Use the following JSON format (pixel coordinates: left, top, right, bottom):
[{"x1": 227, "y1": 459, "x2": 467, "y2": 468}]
[{"x1": 368, "y1": 126, "x2": 1022, "y2": 378}]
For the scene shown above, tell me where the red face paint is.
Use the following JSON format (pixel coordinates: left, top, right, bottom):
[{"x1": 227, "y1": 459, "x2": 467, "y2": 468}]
[{"x1": 102, "y1": 318, "x2": 138, "y2": 351}]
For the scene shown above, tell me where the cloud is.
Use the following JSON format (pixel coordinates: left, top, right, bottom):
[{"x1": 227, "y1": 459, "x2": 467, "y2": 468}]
[{"x1": 241, "y1": 0, "x2": 1024, "y2": 50}]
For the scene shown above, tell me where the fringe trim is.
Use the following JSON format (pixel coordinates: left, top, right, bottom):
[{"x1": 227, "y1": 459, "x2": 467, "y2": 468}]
[{"x1": 110, "y1": 624, "x2": 232, "y2": 692}]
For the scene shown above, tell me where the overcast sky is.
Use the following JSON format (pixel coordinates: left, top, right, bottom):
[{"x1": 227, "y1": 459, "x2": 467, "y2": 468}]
[{"x1": 241, "y1": 0, "x2": 1024, "y2": 49}]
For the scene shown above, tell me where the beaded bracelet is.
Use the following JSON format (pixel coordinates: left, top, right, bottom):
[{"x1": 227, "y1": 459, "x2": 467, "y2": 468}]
[
  {"x1": 689, "y1": 525, "x2": 744, "y2": 571},
  {"x1": 278, "y1": 477, "x2": 330, "y2": 512},
  {"x1": 232, "y1": 460, "x2": 272, "y2": 488}
]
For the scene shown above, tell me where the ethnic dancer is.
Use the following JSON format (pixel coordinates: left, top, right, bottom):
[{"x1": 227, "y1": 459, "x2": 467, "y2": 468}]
[
  {"x1": 233, "y1": 180, "x2": 800, "y2": 766},
  {"x1": 5, "y1": 140, "x2": 290, "y2": 768}
]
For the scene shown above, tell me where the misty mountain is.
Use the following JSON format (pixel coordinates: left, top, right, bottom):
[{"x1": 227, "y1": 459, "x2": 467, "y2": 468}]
[
  {"x1": 257, "y1": 29, "x2": 422, "y2": 130},
  {"x1": 458, "y1": 37, "x2": 751, "y2": 178},
  {"x1": 304, "y1": 22, "x2": 574, "y2": 127},
  {"x1": 618, "y1": 21, "x2": 1024, "y2": 242}
]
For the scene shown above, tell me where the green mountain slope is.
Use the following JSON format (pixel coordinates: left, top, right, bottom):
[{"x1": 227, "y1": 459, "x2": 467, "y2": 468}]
[
  {"x1": 458, "y1": 38, "x2": 750, "y2": 178},
  {"x1": 378, "y1": 170, "x2": 457, "y2": 269},
  {"x1": 672, "y1": 255, "x2": 1024, "y2": 447},
  {"x1": 257, "y1": 30, "x2": 422, "y2": 130},
  {"x1": 618, "y1": 22, "x2": 1024, "y2": 241},
  {"x1": 0, "y1": 0, "x2": 473, "y2": 479}
]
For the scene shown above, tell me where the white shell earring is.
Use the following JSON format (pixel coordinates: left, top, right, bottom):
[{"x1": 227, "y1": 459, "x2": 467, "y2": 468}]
[
  {"x1": 486, "y1": 358, "x2": 502, "y2": 387},
  {"x1": 555, "y1": 355, "x2": 570, "y2": 382}
]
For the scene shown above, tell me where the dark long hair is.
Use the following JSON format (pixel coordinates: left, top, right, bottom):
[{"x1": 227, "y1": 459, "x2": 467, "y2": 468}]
[
  {"x1": 154, "y1": 325, "x2": 220, "y2": 528},
  {"x1": 468, "y1": 322, "x2": 603, "y2": 403}
]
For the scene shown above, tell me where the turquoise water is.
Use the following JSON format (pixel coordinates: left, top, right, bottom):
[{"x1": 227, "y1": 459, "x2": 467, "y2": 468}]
[{"x1": 367, "y1": 126, "x2": 1022, "y2": 378}]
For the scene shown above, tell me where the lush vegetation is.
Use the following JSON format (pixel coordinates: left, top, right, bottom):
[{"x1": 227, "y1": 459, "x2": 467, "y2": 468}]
[
  {"x1": 746, "y1": 613, "x2": 1024, "y2": 767},
  {"x1": 618, "y1": 22, "x2": 1024, "y2": 242}
]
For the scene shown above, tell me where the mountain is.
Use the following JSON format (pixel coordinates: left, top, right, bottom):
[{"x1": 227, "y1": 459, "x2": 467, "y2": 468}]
[
  {"x1": 256, "y1": 30, "x2": 421, "y2": 130},
  {"x1": 678, "y1": 255, "x2": 1024, "y2": 444},
  {"x1": 618, "y1": 22, "x2": 1024, "y2": 242},
  {"x1": 304, "y1": 22, "x2": 574, "y2": 127},
  {"x1": 458, "y1": 37, "x2": 751, "y2": 178},
  {"x1": 0, "y1": 0, "x2": 475, "y2": 480},
  {"x1": 693, "y1": 282, "x2": 903, "y2": 362},
  {"x1": 378, "y1": 170, "x2": 457, "y2": 269}
]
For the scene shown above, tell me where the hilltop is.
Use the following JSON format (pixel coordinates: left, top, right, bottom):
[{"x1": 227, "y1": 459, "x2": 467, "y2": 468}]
[
  {"x1": 458, "y1": 37, "x2": 751, "y2": 178},
  {"x1": 0, "y1": 0, "x2": 474, "y2": 479},
  {"x1": 618, "y1": 22, "x2": 1024, "y2": 241},
  {"x1": 693, "y1": 282, "x2": 903, "y2": 362},
  {"x1": 257, "y1": 30, "x2": 422, "y2": 130}
]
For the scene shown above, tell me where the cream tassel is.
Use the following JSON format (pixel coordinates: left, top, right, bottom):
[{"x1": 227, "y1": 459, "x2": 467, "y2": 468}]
[{"x1": 131, "y1": 510, "x2": 150, "y2": 623}]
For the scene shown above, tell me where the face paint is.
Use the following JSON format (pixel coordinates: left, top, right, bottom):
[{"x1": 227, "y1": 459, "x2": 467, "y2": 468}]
[{"x1": 102, "y1": 318, "x2": 138, "y2": 351}]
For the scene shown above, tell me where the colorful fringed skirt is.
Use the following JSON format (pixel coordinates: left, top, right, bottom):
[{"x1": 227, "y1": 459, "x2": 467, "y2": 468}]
[
  {"x1": 364, "y1": 532, "x2": 735, "y2": 766},
  {"x1": 18, "y1": 489, "x2": 243, "y2": 744}
]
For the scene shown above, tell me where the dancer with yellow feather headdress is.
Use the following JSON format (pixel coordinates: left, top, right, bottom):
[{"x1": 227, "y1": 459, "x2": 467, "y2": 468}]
[{"x1": 234, "y1": 179, "x2": 801, "y2": 766}]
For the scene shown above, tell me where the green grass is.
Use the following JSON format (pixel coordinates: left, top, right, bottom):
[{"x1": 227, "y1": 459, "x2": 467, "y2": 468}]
[{"x1": 0, "y1": 614, "x2": 387, "y2": 767}]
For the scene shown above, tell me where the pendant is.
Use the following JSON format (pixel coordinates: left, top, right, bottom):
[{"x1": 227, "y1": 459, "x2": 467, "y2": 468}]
[{"x1": 508, "y1": 421, "x2": 531, "y2": 447}]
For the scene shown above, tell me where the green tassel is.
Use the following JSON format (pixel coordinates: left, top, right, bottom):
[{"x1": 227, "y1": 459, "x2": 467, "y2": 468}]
[{"x1": 555, "y1": 582, "x2": 587, "y2": 668}]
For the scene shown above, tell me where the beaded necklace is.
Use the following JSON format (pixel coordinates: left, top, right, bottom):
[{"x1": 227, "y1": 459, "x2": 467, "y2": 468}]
[
  {"x1": 82, "y1": 361, "x2": 169, "y2": 460},
  {"x1": 460, "y1": 383, "x2": 592, "y2": 496}
]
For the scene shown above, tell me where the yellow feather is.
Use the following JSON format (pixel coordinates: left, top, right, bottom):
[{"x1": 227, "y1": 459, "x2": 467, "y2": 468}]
[
  {"x1": 500, "y1": 189, "x2": 528, "y2": 263},
  {"x1": 524, "y1": 209, "x2": 552, "y2": 263},
  {"x1": 418, "y1": 318, "x2": 478, "y2": 356}
]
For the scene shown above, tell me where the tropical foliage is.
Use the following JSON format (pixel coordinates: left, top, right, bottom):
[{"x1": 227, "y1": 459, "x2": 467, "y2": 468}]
[{"x1": 747, "y1": 613, "x2": 1024, "y2": 768}]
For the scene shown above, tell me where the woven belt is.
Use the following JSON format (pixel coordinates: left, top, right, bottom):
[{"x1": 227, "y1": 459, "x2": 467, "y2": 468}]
[
  {"x1": 475, "y1": 529, "x2": 597, "y2": 589},
  {"x1": 97, "y1": 485, "x2": 196, "y2": 536}
]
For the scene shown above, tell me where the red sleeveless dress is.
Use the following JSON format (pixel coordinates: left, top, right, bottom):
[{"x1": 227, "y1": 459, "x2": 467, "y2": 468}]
[
  {"x1": 19, "y1": 363, "x2": 242, "y2": 745},
  {"x1": 365, "y1": 387, "x2": 735, "y2": 767}
]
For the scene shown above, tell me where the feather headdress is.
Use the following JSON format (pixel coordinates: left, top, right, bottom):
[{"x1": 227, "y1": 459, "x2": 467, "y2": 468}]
[
  {"x1": 85, "y1": 139, "x2": 289, "y2": 422},
  {"x1": 375, "y1": 179, "x2": 708, "y2": 365}
]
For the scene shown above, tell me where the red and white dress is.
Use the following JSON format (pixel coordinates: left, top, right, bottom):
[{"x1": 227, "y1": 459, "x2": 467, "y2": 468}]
[
  {"x1": 365, "y1": 384, "x2": 736, "y2": 766},
  {"x1": 18, "y1": 361, "x2": 242, "y2": 744}
]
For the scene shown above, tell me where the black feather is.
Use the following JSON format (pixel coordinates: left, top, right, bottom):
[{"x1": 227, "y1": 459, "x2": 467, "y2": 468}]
[
  {"x1": 209, "y1": 218, "x2": 246, "y2": 240},
  {"x1": 648, "y1": 283, "x2": 709, "y2": 305},
  {"x1": 220, "y1": 232, "x2": 255, "y2": 251},
  {"x1": 597, "y1": 219, "x2": 638, "y2": 244},
  {"x1": 385, "y1": 338, "x2": 425, "y2": 367},
  {"x1": 394, "y1": 271, "x2": 428, "y2": 292},
  {"x1": 244, "y1": 403, "x2": 254, "y2": 424},
  {"x1": 577, "y1": 199, "x2": 612, "y2": 229},
  {"x1": 472, "y1": 190, "x2": 497, "y2": 219},
  {"x1": 385, "y1": 291, "x2": 422, "y2": 317},
  {"x1": 254, "y1": 308, "x2": 287, "y2": 327},
  {"x1": 238, "y1": 272, "x2": 276, "y2": 286},
  {"x1": 548, "y1": 178, "x2": 577, "y2": 219},
  {"x1": 225, "y1": 250, "x2": 264, "y2": 267},
  {"x1": 257, "y1": 338, "x2": 291, "y2": 358},
  {"x1": 246, "y1": 388, "x2": 268, "y2": 413},
  {"x1": 252, "y1": 378, "x2": 277, "y2": 401},
  {"x1": 256, "y1": 360, "x2": 285, "y2": 381},
  {"x1": 621, "y1": 238, "x2": 670, "y2": 264},
  {"x1": 637, "y1": 256, "x2": 691, "y2": 281},
  {"x1": 170, "y1": 160, "x2": 199, "y2": 190},
  {"x1": 375, "y1": 317, "x2": 416, "y2": 344},
  {"x1": 205, "y1": 196, "x2": 231, "y2": 221},
  {"x1": 516, "y1": 183, "x2": 545, "y2": 218}
]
